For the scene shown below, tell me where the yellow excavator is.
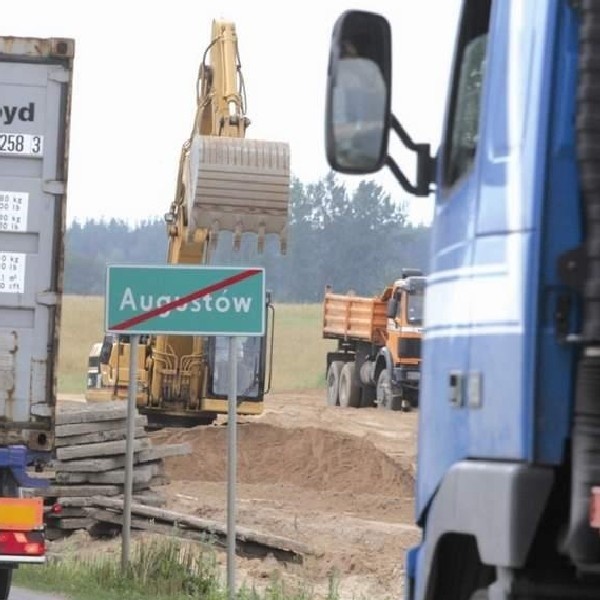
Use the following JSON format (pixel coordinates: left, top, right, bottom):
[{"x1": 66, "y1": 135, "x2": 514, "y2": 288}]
[{"x1": 85, "y1": 20, "x2": 290, "y2": 427}]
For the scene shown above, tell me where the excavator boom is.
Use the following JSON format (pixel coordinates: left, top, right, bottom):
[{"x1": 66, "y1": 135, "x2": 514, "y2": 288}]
[
  {"x1": 171, "y1": 19, "x2": 290, "y2": 253},
  {"x1": 86, "y1": 20, "x2": 289, "y2": 427}
]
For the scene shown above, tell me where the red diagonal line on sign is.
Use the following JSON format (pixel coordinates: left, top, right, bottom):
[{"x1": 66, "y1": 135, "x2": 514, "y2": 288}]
[{"x1": 110, "y1": 268, "x2": 262, "y2": 331}]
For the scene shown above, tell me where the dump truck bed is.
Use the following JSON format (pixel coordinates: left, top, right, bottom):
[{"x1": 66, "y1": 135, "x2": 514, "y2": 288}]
[{"x1": 322, "y1": 292, "x2": 387, "y2": 346}]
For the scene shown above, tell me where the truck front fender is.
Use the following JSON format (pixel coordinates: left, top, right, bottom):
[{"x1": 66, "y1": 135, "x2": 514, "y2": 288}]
[{"x1": 415, "y1": 461, "x2": 554, "y2": 599}]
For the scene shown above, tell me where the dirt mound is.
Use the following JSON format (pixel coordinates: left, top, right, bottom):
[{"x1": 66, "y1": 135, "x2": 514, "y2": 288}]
[{"x1": 156, "y1": 423, "x2": 413, "y2": 497}]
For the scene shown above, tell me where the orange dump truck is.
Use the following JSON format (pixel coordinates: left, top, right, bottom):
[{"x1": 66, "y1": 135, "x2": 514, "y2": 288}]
[{"x1": 323, "y1": 270, "x2": 425, "y2": 411}]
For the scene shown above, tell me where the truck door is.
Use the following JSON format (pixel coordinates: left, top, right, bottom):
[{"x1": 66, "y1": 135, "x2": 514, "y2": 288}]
[
  {"x1": 466, "y1": 1, "x2": 551, "y2": 466},
  {"x1": 417, "y1": 0, "x2": 492, "y2": 514},
  {"x1": 419, "y1": 0, "x2": 558, "y2": 516}
]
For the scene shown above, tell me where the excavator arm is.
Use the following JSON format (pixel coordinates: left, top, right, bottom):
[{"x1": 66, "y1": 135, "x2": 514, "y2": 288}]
[
  {"x1": 197, "y1": 19, "x2": 249, "y2": 138},
  {"x1": 166, "y1": 20, "x2": 289, "y2": 260},
  {"x1": 86, "y1": 20, "x2": 289, "y2": 427}
]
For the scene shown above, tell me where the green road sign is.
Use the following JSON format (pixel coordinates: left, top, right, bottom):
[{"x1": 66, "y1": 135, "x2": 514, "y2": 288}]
[{"x1": 105, "y1": 265, "x2": 265, "y2": 336}]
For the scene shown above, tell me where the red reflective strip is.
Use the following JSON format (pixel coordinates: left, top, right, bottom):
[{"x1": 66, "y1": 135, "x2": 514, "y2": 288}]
[{"x1": 589, "y1": 486, "x2": 600, "y2": 528}]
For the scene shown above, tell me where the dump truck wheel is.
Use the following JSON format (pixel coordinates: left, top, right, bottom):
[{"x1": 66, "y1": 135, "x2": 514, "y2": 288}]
[
  {"x1": 339, "y1": 362, "x2": 361, "y2": 408},
  {"x1": 0, "y1": 568, "x2": 12, "y2": 600},
  {"x1": 326, "y1": 361, "x2": 344, "y2": 406},
  {"x1": 377, "y1": 370, "x2": 400, "y2": 411}
]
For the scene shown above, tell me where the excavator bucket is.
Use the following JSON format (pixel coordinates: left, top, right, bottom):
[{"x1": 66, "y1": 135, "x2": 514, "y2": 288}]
[{"x1": 186, "y1": 135, "x2": 290, "y2": 253}]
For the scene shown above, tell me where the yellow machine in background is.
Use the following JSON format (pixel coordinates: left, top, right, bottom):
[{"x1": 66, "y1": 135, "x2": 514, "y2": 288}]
[{"x1": 86, "y1": 20, "x2": 289, "y2": 427}]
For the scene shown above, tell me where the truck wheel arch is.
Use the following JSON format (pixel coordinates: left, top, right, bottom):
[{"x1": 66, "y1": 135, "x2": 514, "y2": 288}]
[
  {"x1": 416, "y1": 462, "x2": 553, "y2": 600},
  {"x1": 374, "y1": 348, "x2": 393, "y2": 383}
]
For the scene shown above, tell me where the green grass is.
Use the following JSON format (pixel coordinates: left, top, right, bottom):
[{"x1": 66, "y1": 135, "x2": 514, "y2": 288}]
[
  {"x1": 270, "y1": 303, "x2": 336, "y2": 392},
  {"x1": 57, "y1": 296, "x2": 105, "y2": 394},
  {"x1": 57, "y1": 296, "x2": 335, "y2": 395},
  {"x1": 14, "y1": 538, "x2": 340, "y2": 600}
]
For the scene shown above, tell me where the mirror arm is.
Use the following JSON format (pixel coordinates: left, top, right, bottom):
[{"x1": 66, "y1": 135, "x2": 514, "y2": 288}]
[
  {"x1": 389, "y1": 113, "x2": 436, "y2": 197},
  {"x1": 385, "y1": 155, "x2": 419, "y2": 195},
  {"x1": 391, "y1": 114, "x2": 418, "y2": 151}
]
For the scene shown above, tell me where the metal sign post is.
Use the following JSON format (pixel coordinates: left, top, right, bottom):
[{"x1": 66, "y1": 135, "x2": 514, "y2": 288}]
[
  {"x1": 121, "y1": 334, "x2": 139, "y2": 571},
  {"x1": 104, "y1": 265, "x2": 266, "y2": 581},
  {"x1": 227, "y1": 336, "x2": 238, "y2": 600}
]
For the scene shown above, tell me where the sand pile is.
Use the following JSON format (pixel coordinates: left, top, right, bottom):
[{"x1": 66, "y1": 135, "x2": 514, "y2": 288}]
[{"x1": 155, "y1": 423, "x2": 413, "y2": 497}]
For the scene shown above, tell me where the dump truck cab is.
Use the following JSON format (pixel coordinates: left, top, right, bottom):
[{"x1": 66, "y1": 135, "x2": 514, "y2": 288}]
[{"x1": 384, "y1": 271, "x2": 425, "y2": 404}]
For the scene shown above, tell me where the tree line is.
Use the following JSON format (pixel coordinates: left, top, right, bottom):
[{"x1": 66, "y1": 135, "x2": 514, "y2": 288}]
[{"x1": 64, "y1": 173, "x2": 431, "y2": 302}]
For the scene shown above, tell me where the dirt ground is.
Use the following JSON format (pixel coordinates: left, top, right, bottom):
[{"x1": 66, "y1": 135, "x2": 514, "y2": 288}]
[{"x1": 152, "y1": 390, "x2": 421, "y2": 599}]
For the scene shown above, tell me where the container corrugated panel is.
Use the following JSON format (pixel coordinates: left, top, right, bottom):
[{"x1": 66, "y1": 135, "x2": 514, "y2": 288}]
[
  {"x1": 0, "y1": 37, "x2": 74, "y2": 451},
  {"x1": 322, "y1": 293, "x2": 387, "y2": 344}
]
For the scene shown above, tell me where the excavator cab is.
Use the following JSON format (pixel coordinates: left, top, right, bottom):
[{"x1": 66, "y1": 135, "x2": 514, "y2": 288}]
[{"x1": 207, "y1": 335, "x2": 265, "y2": 399}]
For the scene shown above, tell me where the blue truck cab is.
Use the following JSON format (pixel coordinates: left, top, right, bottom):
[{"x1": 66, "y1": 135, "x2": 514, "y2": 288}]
[{"x1": 325, "y1": 1, "x2": 600, "y2": 598}]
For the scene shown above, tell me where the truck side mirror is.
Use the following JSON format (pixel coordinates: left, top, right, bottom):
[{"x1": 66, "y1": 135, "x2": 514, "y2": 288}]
[
  {"x1": 386, "y1": 297, "x2": 398, "y2": 319},
  {"x1": 325, "y1": 10, "x2": 392, "y2": 174}
]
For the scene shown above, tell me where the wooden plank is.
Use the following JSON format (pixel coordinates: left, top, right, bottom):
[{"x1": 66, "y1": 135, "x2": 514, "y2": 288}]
[
  {"x1": 56, "y1": 438, "x2": 152, "y2": 461},
  {"x1": 53, "y1": 444, "x2": 187, "y2": 472},
  {"x1": 89, "y1": 509, "x2": 301, "y2": 563},
  {"x1": 89, "y1": 509, "x2": 218, "y2": 545},
  {"x1": 45, "y1": 507, "x2": 90, "y2": 519},
  {"x1": 91, "y1": 497, "x2": 312, "y2": 559},
  {"x1": 52, "y1": 456, "x2": 133, "y2": 473},
  {"x1": 88, "y1": 465, "x2": 154, "y2": 485},
  {"x1": 52, "y1": 453, "x2": 164, "y2": 473},
  {"x1": 55, "y1": 497, "x2": 97, "y2": 507},
  {"x1": 49, "y1": 518, "x2": 93, "y2": 530},
  {"x1": 55, "y1": 402, "x2": 131, "y2": 425},
  {"x1": 54, "y1": 464, "x2": 159, "y2": 485},
  {"x1": 137, "y1": 443, "x2": 191, "y2": 462},
  {"x1": 55, "y1": 415, "x2": 147, "y2": 437},
  {"x1": 54, "y1": 472, "x2": 87, "y2": 484},
  {"x1": 41, "y1": 485, "x2": 122, "y2": 498},
  {"x1": 55, "y1": 427, "x2": 146, "y2": 447},
  {"x1": 55, "y1": 493, "x2": 165, "y2": 509},
  {"x1": 53, "y1": 456, "x2": 128, "y2": 473}
]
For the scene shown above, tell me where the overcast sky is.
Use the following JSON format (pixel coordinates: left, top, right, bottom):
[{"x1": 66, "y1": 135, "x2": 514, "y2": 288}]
[{"x1": 4, "y1": 0, "x2": 461, "y2": 226}]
